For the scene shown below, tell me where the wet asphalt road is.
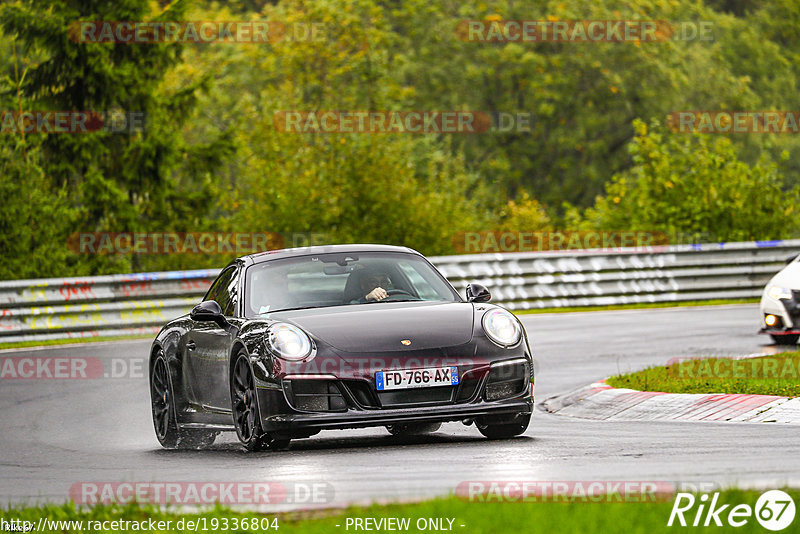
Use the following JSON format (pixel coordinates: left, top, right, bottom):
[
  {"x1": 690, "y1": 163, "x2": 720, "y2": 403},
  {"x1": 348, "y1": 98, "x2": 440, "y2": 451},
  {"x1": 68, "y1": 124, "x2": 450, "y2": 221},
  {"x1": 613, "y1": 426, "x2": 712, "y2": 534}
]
[{"x1": 2, "y1": 304, "x2": 798, "y2": 510}]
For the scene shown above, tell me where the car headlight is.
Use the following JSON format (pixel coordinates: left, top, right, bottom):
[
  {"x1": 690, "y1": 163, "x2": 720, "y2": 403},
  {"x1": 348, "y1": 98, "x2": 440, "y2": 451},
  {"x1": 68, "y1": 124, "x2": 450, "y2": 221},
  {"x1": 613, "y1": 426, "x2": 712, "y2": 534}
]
[
  {"x1": 482, "y1": 309, "x2": 521, "y2": 347},
  {"x1": 768, "y1": 285, "x2": 793, "y2": 301},
  {"x1": 266, "y1": 322, "x2": 313, "y2": 361}
]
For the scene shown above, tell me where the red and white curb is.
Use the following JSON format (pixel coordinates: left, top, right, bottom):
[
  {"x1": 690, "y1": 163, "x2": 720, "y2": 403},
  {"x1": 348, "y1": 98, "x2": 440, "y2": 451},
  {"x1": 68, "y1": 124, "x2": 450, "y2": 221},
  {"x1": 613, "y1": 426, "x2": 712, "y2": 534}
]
[{"x1": 543, "y1": 380, "x2": 800, "y2": 424}]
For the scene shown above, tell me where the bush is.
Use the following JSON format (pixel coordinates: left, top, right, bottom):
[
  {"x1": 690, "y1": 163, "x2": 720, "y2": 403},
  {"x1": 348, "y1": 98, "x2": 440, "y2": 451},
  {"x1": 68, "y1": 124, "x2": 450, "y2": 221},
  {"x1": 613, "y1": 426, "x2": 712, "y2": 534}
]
[{"x1": 582, "y1": 119, "x2": 799, "y2": 242}]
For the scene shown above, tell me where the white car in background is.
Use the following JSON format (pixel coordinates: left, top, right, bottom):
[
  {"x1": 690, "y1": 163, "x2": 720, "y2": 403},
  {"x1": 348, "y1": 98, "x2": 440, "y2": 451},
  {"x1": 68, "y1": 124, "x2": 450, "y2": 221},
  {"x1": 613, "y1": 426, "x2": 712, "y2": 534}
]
[{"x1": 760, "y1": 253, "x2": 800, "y2": 345}]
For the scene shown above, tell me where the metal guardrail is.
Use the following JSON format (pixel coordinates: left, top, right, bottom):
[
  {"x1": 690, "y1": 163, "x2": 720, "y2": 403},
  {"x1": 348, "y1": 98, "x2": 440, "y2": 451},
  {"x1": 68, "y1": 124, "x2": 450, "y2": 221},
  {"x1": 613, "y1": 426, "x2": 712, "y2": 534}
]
[
  {"x1": 0, "y1": 270, "x2": 218, "y2": 344},
  {"x1": 432, "y1": 240, "x2": 798, "y2": 310},
  {"x1": 0, "y1": 240, "x2": 796, "y2": 344}
]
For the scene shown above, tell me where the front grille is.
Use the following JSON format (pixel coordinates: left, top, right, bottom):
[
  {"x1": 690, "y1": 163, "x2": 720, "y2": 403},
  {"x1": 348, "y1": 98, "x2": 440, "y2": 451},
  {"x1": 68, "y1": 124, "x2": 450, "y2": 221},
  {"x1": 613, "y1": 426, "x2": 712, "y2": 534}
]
[
  {"x1": 484, "y1": 361, "x2": 529, "y2": 401},
  {"x1": 341, "y1": 380, "x2": 380, "y2": 408},
  {"x1": 455, "y1": 368, "x2": 484, "y2": 402},
  {"x1": 788, "y1": 291, "x2": 800, "y2": 318},
  {"x1": 283, "y1": 379, "x2": 347, "y2": 412},
  {"x1": 377, "y1": 387, "x2": 454, "y2": 407}
]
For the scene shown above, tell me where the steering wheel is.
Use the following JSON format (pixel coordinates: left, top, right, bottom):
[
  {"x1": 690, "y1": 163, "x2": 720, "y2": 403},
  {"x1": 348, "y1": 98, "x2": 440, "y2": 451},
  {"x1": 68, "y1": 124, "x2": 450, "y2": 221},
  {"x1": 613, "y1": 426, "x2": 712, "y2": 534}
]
[{"x1": 383, "y1": 289, "x2": 417, "y2": 301}]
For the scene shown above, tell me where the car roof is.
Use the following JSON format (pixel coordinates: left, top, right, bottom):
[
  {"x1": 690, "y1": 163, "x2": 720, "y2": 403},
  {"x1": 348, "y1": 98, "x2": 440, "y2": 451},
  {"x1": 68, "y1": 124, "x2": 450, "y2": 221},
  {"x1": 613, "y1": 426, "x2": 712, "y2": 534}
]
[{"x1": 241, "y1": 244, "x2": 421, "y2": 266}]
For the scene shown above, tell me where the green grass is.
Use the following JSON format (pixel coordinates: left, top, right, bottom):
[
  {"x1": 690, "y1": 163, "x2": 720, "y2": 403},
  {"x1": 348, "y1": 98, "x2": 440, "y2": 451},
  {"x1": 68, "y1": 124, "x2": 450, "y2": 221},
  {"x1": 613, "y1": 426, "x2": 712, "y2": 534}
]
[
  {"x1": 513, "y1": 298, "x2": 758, "y2": 314},
  {"x1": 607, "y1": 352, "x2": 800, "y2": 397},
  {"x1": 2, "y1": 490, "x2": 796, "y2": 533},
  {"x1": 0, "y1": 334, "x2": 153, "y2": 351}
]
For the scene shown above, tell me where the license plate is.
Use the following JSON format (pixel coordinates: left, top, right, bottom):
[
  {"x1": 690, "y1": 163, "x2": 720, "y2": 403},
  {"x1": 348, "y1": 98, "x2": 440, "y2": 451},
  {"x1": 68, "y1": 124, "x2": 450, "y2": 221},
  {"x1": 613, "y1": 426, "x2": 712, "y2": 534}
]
[{"x1": 376, "y1": 366, "x2": 459, "y2": 391}]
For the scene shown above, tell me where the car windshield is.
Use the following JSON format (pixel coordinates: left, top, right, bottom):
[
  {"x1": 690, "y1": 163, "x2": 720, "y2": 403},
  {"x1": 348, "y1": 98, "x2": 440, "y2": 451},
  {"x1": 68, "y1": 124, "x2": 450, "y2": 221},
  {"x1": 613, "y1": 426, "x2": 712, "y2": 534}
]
[{"x1": 245, "y1": 251, "x2": 460, "y2": 317}]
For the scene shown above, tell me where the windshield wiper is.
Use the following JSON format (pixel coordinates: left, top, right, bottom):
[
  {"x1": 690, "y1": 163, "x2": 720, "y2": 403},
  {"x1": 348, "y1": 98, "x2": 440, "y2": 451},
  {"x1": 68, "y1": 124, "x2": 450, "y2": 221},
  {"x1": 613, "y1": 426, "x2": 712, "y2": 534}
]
[{"x1": 266, "y1": 304, "x2": 339, "y2": 313}]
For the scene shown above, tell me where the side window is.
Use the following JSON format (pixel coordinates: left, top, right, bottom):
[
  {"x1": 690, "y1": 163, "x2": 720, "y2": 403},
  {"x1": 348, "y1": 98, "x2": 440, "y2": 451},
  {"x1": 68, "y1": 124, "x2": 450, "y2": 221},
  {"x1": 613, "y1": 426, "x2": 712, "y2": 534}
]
[
  {"x1": 204, "y1": 267, "x2": 239, "y2": 316},
  {"x1": 219, "y1": 269, "x2": 240, "y2": 316}
]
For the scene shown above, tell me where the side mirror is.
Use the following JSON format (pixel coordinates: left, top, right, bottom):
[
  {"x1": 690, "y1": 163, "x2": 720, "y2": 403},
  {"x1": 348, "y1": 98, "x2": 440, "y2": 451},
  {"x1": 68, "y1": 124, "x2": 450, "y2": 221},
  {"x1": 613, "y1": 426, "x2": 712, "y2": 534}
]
[
  {"x1": 786, "y1": 253, "x2": 799, "y2": 265},
  {"x1": 466, "y1": 283, "x2": 491, "y2": 303},
  {"x1": 190, "y1": 300, "x2": 227, "y2": 325}
]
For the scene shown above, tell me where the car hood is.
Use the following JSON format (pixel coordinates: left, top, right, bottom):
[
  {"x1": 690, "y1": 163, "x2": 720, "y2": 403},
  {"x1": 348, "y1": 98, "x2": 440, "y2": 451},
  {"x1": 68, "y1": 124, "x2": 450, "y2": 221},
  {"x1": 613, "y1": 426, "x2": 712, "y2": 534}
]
[
  {"x1": 766, "y1": 261, "x2": 800, "y2": 291},
  {"x1": 269, "y1": 301, "x2": 474, "y2": 352}
]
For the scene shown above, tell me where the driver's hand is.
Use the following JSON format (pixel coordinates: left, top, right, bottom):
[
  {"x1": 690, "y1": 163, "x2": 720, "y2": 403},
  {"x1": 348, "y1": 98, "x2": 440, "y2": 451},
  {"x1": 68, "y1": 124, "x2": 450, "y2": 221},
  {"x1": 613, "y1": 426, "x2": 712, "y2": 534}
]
[{"x1": 366, "y1": 287, "x2": 387, "y2": 301}]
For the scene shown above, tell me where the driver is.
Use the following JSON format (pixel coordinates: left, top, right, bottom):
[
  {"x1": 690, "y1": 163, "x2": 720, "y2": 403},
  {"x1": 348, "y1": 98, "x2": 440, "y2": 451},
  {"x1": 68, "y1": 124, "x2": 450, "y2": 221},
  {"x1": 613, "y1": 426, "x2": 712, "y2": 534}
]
[{"x1": 354, "y1": 270, "x2": 393, "y2": 303}]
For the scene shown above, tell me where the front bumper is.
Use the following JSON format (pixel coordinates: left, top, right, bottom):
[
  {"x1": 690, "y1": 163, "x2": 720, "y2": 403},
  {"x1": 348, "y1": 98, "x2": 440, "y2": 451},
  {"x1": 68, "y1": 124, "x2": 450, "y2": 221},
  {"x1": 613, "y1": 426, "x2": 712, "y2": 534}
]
[
  {"x1": 258, "y1": 393, "x2": 532, "y2": 434},
  {"x1": 759, "y1": 327, "x2": 800, "y2": 336},
  {"x1": 254, "y1": 356, "x2": 533, "y2": 436}
]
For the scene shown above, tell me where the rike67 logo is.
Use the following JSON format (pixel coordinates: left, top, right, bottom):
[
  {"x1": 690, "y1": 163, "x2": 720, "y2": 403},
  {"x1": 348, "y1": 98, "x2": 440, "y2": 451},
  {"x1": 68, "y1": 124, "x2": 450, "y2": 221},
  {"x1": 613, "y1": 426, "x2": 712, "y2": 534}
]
[{"x1": 668, "y1": 490, "x2": 796, "y2": 531}]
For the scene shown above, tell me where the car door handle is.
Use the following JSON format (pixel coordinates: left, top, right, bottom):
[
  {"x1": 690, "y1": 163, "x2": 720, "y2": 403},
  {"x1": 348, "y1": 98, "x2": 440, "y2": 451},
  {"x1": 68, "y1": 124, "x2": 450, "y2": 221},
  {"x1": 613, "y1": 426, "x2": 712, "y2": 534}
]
[{"x1": 186, "y1": 341, "x2": 196, "y2": 351}]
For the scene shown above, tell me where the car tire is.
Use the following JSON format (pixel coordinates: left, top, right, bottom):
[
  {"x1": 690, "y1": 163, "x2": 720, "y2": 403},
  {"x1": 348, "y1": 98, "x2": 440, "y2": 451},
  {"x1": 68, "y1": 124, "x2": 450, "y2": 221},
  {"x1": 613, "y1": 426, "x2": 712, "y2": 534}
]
[
  {"x1": 476, "y1": 413, "x2": 531, "y2": 439},
  {"x1": 231, "y1": 350, "x2": 291, "y2": 452},
  {"x1": 151, "y1": 350, "x2": 219, "y2": 450},
  {"x1": 150, "y1": 351, "x2": 180, "y2": 448},
  {"x1": 770, "y1": 334, "x2": 799, "y2": 345},
  {"x1": 386, "y1": 423, "x2": 442, "y2": 436}
]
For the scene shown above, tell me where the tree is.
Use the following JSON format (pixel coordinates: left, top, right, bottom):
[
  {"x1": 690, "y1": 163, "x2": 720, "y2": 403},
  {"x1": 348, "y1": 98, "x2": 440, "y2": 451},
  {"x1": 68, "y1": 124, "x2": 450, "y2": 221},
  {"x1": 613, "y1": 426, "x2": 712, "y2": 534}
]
[
  {"x1": 385, "y1": 0, "x2": 800, "y2": 207},
  {"x1": 582, "y1": 120, "x2": 798, "y2": 242},
  {"x1": 176, "y1": 0, "x2": 488, "y2": 255},
  {"x1": 0, "y1": 0, "x2": 232, "y2": 277}
]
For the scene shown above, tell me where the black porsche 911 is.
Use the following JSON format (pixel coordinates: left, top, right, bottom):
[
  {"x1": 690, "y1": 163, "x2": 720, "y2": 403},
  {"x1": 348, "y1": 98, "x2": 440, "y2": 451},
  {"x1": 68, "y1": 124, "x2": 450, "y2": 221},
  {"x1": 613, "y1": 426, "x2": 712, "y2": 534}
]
[{"x1": 149, "y1": 244, "x2": 533, "y2": 451}]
